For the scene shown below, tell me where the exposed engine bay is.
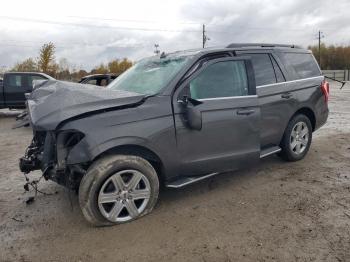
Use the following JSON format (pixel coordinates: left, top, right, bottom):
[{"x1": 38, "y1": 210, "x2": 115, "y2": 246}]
[{"x1": 20, "y1": 130, "x2": 87, "y2": 189}]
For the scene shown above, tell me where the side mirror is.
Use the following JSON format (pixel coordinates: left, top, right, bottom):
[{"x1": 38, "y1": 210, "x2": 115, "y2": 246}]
[
  {"x1": 178, "y1": 95, "x2": 189, "y2": 106},
  {"x1": 178, "y1": 95, "x2": 202, "y2": 131},
  {"x1": 186, "y1": 105, "x2": 202, "y2": 130}
]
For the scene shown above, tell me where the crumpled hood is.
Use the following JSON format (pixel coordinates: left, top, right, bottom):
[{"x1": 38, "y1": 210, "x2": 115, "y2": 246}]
[{"x1": 27, "y1": 80, "x2": 145, "y2": 130}]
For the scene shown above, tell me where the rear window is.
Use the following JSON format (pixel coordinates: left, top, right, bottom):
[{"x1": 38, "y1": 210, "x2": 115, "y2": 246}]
[
  {"x1": 7, "y1": 75, "x2": 24, "y2": 88},
  {"x1": 282, "y1": 53, "x2": 321, "y2": 79},
  {"x1": 240, "y1": 54, "x2": 276, "y2": 86}
]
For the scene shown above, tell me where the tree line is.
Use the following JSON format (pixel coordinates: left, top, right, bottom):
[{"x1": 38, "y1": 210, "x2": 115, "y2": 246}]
[
  {"x1": 11, "y1": 42, "x2": 133, "y2": 81},
  {"x1": 308, "y1": 44, "x2": 350, "y2": 70}
]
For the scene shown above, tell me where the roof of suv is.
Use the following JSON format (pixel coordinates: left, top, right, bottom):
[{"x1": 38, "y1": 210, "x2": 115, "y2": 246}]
[
  {"x1": 159, "y1": 43, "x2": 309, "y2": 60},
  {"x1": 226, "y1": 43, "x2": 302, "y2": 49}
]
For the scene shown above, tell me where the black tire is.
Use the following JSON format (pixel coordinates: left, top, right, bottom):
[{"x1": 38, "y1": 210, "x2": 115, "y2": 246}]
[
  {"x1": 280, "y1": 114, "x2": 312, "y2": 162},
  {"x1": 79, "y1": 155, "x2": 159, "y2": 226}
]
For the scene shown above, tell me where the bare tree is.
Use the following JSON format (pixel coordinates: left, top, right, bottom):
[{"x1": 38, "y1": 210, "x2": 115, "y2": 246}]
[{"x1": 12, "y1": 58, "x2": 37, "y2": 72}]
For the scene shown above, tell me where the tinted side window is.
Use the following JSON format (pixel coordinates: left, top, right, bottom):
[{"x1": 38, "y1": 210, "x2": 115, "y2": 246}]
[
  {"x1": 283, "y1": 53, "x2": 321, "y2": 79},
  {"x1": 190, "y1": 61, "x2": 248, "y2": 99},
  {"x1": 271, "y1": 56, "x2": 285, "y2": 82},
  {"x1": 244, "y1": 54, "x2": 276, "y2": 86},
  {"x1": 7, "y1": 75, "x2": 24, "y2": 88},
  {"x1": 27, "y1": 75, "x2": 47, "y2": 87},
  {"x1": 100, "y1": 79, "x2": 108, "y2": 86},
  {"x1": 86, "y1": 79, "x2": 98, "y2": 85}
]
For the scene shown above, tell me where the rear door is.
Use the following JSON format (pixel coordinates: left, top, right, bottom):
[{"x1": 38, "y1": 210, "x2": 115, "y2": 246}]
[
  {"x1": 173, "y1": 57, "x2": 260, "y2": 176},
  {"x1": 236, "y1": 51, "x2": 295, "y2": 148},
  {"x1": 3, "y1": 74, "x2": 27, "y2": 107}
]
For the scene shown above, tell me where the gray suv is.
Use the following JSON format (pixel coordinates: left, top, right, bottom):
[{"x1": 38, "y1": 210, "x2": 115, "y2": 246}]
[{"x1": 20, "y1": 43, "x2": 329, "y2": 226}]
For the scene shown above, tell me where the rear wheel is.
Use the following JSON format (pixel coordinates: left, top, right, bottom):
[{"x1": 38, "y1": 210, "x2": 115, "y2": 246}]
[
  {"x1": 79, "y1": 155, "x2": 159, "y2": 226},
  {"x1": 280, "y1": 114, "x2": 312, "y2": 161}
]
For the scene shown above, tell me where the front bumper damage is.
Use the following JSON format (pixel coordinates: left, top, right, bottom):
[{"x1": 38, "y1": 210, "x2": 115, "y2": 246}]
[
  {"x1": 19, "y1": 130, "x2": 87, "y2": 189},
  {"x1": 18, "y1": 79, "x2": 146, "y2": 190}
]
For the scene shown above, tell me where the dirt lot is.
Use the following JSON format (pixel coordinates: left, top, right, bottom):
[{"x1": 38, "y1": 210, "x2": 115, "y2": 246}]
[{"x1": 0, "y1": 82, "x2": 349, "y2": 262}]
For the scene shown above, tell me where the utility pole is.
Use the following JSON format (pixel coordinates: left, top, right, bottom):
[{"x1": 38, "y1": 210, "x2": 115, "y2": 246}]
[
  {"x1": 202, "y1": 24, "x2": 210, "y2": 48},
  {"x1": 154, "y1": 44, "x2": 160, "y2": 55},
  {"x1": 318, "y1": 31, "x2": 324, "y2": 68}
]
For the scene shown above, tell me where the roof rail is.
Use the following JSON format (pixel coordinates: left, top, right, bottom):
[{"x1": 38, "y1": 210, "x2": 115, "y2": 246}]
[{"x1": 226, "y1": 43, "x2": 302, "y2": 49}]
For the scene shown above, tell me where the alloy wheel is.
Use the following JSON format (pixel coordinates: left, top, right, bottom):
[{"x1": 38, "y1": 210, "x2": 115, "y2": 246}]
[
  {"x1": 98, "y1": 169, "x2": 151, "y2": 222},
  {"x1": 289, "y1": 121, "x2": 309, "y2": 155}
]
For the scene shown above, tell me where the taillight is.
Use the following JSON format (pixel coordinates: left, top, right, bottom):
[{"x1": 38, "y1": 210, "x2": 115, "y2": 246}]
[{"x1": 321, "y1": 80, "x2": 330, "y2": 103}]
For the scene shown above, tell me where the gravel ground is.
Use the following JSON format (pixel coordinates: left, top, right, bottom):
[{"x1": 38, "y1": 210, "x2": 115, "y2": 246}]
[{"x1": 0, "y1": 82, "x2": 349, "y2": 262}]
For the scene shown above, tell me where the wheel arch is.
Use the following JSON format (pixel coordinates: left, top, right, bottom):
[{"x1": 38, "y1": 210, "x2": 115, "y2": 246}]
[
  {"x1": 94, "y1": 144, "x2": 166, "y2": 184},
  {"x1": 291, "y1": 107, "x2": 316, "y2": 131}
]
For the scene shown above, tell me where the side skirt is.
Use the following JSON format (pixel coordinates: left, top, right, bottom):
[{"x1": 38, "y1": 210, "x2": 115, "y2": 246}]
[
  {"x1": 166, "y1": 146, "x2": 281, "y2": 189},
  {"x1": 166, "y1": 172, "x2": 219, "y2": 188},
  {"x1": 260, "y1": 146, "x2": 281, "y2": 158}
]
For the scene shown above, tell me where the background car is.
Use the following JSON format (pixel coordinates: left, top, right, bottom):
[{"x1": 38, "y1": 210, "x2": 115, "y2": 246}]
[
  {"x1": 79, "y1": 74, "x2": 118, "y2": 86},
  {"x1": 0, "y1": 72, "x2": 54, "y2": 109}
]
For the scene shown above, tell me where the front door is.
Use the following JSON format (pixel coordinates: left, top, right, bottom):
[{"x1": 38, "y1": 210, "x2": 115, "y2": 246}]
[{"x1": 173, "y1": 57, "x2": 260, "y2": 176}]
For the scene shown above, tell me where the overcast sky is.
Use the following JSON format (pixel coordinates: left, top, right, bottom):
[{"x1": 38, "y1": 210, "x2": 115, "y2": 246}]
[{"x1": 1, "y1": 0, "x2": 350, "y2": 71}]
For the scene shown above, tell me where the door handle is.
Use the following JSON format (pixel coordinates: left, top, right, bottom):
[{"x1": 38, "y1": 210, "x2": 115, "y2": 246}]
[
  {"x1": 281, "y1": 92, "x2": 292, "y2": 99},
  {"x1": 236, "y1": 109, "x2": 255, "y2": 116}
]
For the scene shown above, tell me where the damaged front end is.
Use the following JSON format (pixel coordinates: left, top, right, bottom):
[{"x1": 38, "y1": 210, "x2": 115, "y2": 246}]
[
  {"x1": 19, "y1": 130, "x2": 87, "y2": 189},
  {"x1": 18, "y1": 80, "x2": 146, "y2": 189}
]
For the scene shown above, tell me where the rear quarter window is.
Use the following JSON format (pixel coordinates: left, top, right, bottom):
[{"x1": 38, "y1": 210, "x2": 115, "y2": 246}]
[{"x1": 282, "y1": 53, "x2": 321, "y2": 79}]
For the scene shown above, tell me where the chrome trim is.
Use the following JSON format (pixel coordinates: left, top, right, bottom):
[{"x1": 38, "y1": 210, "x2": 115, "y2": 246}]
[
  {"x1": 260, "y1": 148, "x2": 281, "y2": 158},
  {"x1": 198, "y1": 95, "x2": 258, "y2": 102},
  {"x1": 184, "y1": 77, "x2": 323, "y2": 102},
  {"x1": 166, "y1": 172, "x2": 219, "y2": 188},
  {"x1": 257, "y1": 76, "x2": 324, "y2": 89}
]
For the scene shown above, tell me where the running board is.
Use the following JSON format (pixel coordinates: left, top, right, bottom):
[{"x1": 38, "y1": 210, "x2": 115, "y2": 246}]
[
  {"x1": 260, "y1": 146, "x2": 281, "y2": 158},
  {"x1": 166, "y1": 172, "x2": 219, "y2": 188},
  {"x1": 167, "y1": 147, "x2": 281, "y2": 188}
]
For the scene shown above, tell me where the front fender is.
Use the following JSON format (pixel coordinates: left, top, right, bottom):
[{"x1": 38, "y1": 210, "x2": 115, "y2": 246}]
[{"x1": 66, "y1": 136, "x2": 156, "y2": 165}]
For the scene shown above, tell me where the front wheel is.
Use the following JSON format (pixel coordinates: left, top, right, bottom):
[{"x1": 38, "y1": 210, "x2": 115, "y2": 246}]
[
  {"x1": 280, "y1": 114, "x2": 312, "y2": 162},
  {"x1": 79, "y1": 155, "x2": 159, "y2": 226}
]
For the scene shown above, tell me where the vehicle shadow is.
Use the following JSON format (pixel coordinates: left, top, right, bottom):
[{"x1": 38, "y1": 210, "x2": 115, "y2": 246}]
[{"x1": 158, "y1": 155, "x2": 284, "y2": 206}]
